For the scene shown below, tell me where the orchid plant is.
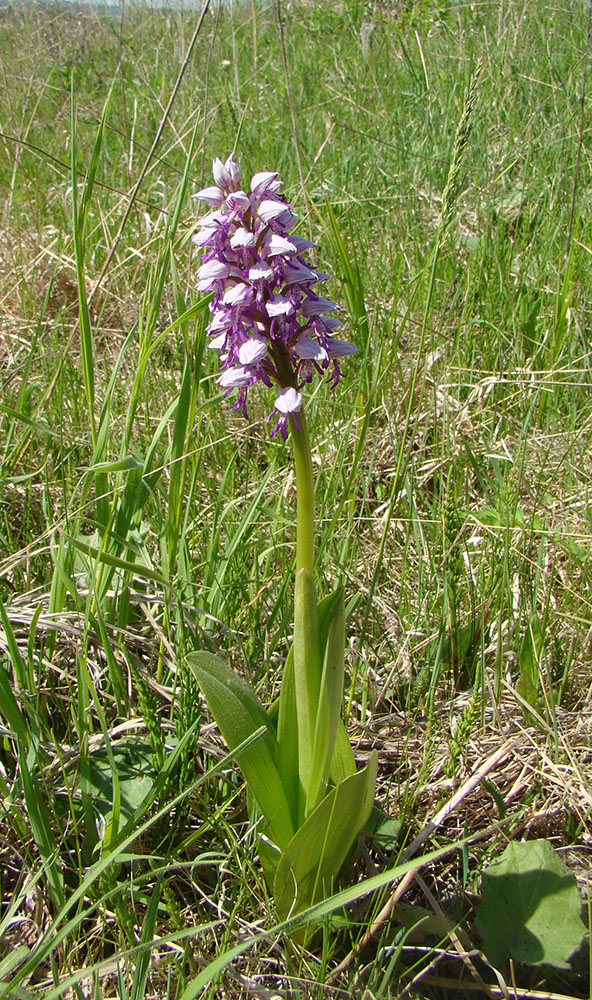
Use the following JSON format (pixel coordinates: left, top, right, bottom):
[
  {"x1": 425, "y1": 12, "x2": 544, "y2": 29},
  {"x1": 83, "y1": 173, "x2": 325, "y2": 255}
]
[{"x1": 187, "y1": 154, "x2": 377, "y2": 925}]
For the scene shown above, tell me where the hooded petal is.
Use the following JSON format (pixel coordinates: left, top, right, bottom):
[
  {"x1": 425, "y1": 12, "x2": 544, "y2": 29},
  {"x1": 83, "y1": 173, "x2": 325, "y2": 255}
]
[
  {"x1": 227, "y1": 190, "x2": 251, "y2": 213},
  {"x1": 291, "y1": 334, "x2": 328, "y2": 361},
  {"x1": 218, "y1": 366, "x2": 251, "y2": 388},
  {"x1": 194, "y1": 185, "x2": 225, "y2": 206},
  {"x1": 289, "y1": 235, "x2": 316, "y2": 253},
  {"x1": 225, "y1": 153, "x2": 242, "y2": 188},
  {"x1": 266, "y1": 293, "x2": 295, "y2": 317},
  {"x1": 230, "y1": 227, "x2": 256, "y2": 249},
  {"x1": 208, "y1": 332, "x2": 228, "y2": 351},
  {"x1": 249, "y1": 261, "x2": 275, "y2": 282},
  {"x1": 250, "y1": 170, "x2": 281, "y2": 196},
  {"x1": 264, "y1": 233, "x2": 298, "y2": 257},
  {"x1": 239, "y1": 335, "x2": 268, "y2": 365},
  {"x1": 196, "y1": 258, "x2": 235, "y2": 290},
  {"x1": 258, "y1": 199, "x2": 289, "y2": 224},
  {"x1": 301, "y1": 294, "x2": 339, "y2": 317},
  {"x1": 212, "y1": 157, "x2": 231, "y2": 189},
  {"x1": 326, "y1": 337, "x2": 357, "y2": 357},
  {"x1": 317, "y1": 315, "x2": 342, "y2": 331},
  {"x1": 274, "y1": 386, "x2": 302, "y2": 414},
  {"x1": 282, "y1": 260, "x2": 317, "y2": 285},
  {"x1": 222, "y1": 282, "x2": 254, "y2": 307}
]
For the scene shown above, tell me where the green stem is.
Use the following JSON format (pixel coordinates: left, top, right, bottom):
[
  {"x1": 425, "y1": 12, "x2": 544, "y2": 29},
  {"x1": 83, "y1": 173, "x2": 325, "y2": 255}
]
[{"x1": 289, "y1": 409, "x2": 315, "y2": 574}]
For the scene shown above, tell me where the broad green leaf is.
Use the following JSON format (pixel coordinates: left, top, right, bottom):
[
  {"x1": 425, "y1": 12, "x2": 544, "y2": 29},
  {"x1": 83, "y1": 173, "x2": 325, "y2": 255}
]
[
  {"x1": 178, "y1": 833, "x2": 478, "y2": 1000},
  {"x1": 187, "y1": 651, "x2": 294, "y2": 850},
  {"x1": 292, "y1": 568, "x2": 322, "y2": 803},
  {"x1": 275, "y1": 644, "x2": 299, "y2": 828},
  {"x1": 475, "y1": 839, "x2": 586, "y2": 970},
  {"x1": 63, "y1": 739, "x2": 156, "y2": 824},
  {"x1": 329, "y1": 719, "x2": 356, "y2": 784},
  {"x1": 366, "y1": 808, "x2": 402, "y2": 854},
  {"x1": 274, "y1": 750, "x2": 378, "y2": 922},
  {"x1": 307, "y1": 587, "x2": 345, "y2": 815},
  {"x1": 277, "y1": 587, "x2": 355, "y2": 822}
]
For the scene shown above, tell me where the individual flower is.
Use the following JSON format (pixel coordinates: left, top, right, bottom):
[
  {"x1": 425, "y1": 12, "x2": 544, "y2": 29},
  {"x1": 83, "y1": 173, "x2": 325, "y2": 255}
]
[{"x1": 193, "y1": 153, "x2": 356, "y2": 438}]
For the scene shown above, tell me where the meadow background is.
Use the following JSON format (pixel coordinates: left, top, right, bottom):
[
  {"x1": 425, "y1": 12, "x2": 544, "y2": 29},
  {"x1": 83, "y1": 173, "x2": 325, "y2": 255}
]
[{"x1": 1, "y1": 0, "x2": 592, "y2": 996}]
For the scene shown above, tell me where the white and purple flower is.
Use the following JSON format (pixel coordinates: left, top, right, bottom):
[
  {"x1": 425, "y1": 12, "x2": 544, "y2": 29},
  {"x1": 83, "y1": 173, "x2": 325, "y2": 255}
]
[{"x1": 193, "y1": 153, "x2": 356, "y2": 439}]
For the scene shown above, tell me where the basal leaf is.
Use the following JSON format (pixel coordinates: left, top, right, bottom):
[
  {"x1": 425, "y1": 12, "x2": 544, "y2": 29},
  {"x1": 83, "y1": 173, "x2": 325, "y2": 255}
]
[
  {"x1": 293, "y1": 568, "x2": 322, "y2": 804},
  {"x1": 274, "y1": 750, "x2": 378, "y2": 922},
  {"x1": 329, "y1": 718, "x2": 356, "y2": 784},
  {"x1": 187, "y1": 651, "x2": 294, "y2": 850},
  {"x1": 277, "y1": 586, "x2": 354, "y2": 823},
  {"x1": 516, "y1": 615, "x2": 544, "y2": 710},
  {"x1": 307, "y1": 587, "x2": 345, "y2": 815},
  {"x1": 275, "y1": 644, "x2": 299, "y2": 828}
]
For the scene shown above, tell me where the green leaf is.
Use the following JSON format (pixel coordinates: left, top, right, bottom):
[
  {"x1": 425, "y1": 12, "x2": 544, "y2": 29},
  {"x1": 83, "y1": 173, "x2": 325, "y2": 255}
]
[
  {"x1": 307, "y1": 587, "x2": 345, "y2": 815},
  {"x1": 275, "y1": 644, "x2": 299, "y2": 829},
  {"x1": 329, "y1": 719, "x2": 356, "y2": 784},
  {"x1": 277, "y1": 587, "x2": 355, "y2": 822},
  {"x1": 475, "y1": 839, "x2": 587, "y2": 970},
  {"x1": 19, "y1": 746, "x2": 65, "y2": 908},
  {"x1": 516, "y1": 615, "x2": 544, "y2": 709},
  {"x1": 178, "y1": 833, "x2": 478, "y2": 1000},
  {"x1": 61, "y1": 530, "x2": 166, "y2": 585},
  {"x1": 64, "y1": 739, "x2": 156, "y2": 824},
  {"x1": 129, "y1": 875, "x2": 163, "y2": 1000},
  {"x1": 0, "y1": 946, "x2": 29, "y2": 982},
  {"x1": 0, "y1": 663, "x2": 30, "y2": 745},
  {"x1": 274, "y1": 750, "x2": 378, "y2": 922},
  {"x1": 186, "y1": 651, "x2": 294, "y2": 850},
  {"x1": 85, "y1": 455, "x2": 144, "y2": 474}
]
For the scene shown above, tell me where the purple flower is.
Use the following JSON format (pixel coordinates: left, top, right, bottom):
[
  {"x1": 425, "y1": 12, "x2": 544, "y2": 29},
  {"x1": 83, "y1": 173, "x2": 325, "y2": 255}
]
[{"x1": 193, "y1": 154, "x2": 356, "y2": 439}]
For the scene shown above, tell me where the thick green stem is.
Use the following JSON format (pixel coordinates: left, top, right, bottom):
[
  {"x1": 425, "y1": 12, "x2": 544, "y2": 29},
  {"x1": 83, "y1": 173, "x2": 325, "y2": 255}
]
[{"x1": 289, "y1": 410, "x2": 315, "y2": 575}]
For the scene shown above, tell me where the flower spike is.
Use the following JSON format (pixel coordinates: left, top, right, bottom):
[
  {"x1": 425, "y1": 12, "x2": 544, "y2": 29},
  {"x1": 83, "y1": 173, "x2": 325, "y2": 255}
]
[{"x1": 194, "y1": 155, "x2": 356, "y2": 429}]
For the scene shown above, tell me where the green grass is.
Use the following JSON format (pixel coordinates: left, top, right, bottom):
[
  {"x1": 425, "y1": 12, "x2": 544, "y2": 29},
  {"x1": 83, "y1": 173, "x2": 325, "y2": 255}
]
[{"x1": 1, "y1": 0, "x2": 592, "y2": 995}]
